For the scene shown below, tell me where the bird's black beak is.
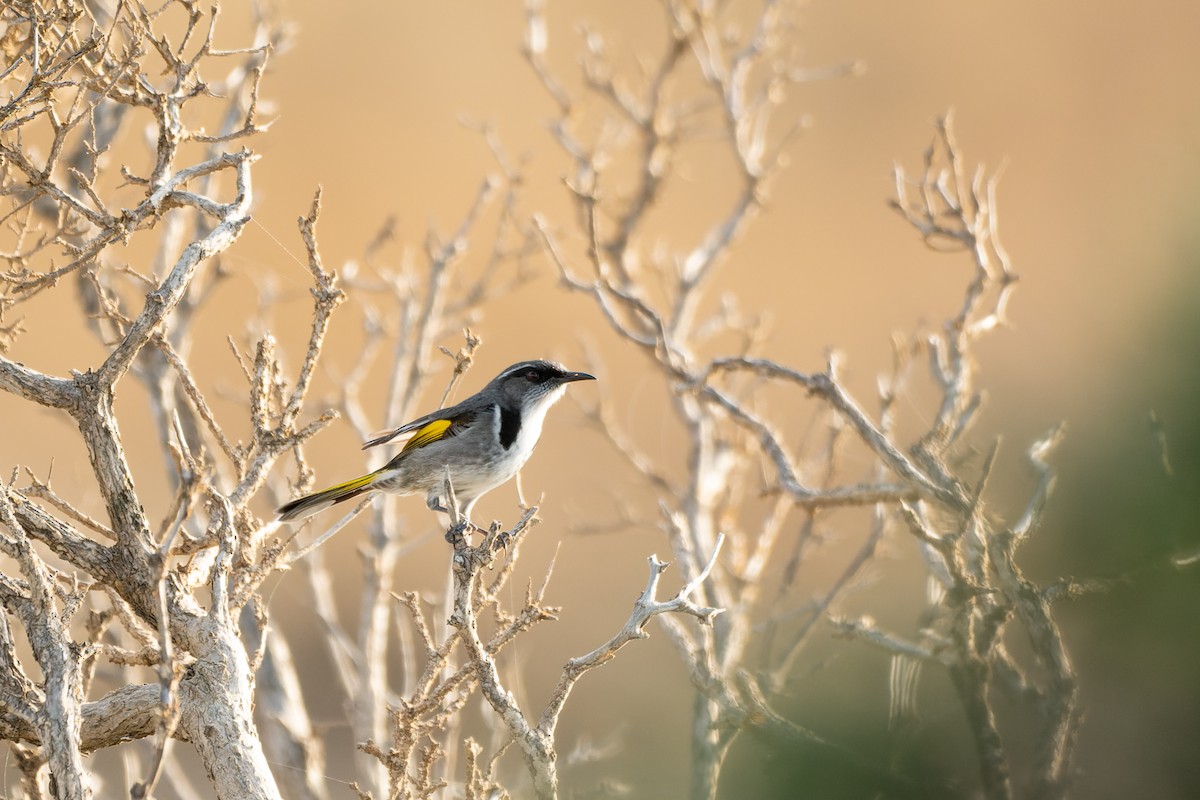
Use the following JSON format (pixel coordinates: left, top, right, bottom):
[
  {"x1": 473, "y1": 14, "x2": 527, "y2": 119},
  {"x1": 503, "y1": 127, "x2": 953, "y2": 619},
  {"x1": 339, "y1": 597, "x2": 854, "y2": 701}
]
[{"x1": 560, "y1": 371, "x2": 597, "y2": 383}]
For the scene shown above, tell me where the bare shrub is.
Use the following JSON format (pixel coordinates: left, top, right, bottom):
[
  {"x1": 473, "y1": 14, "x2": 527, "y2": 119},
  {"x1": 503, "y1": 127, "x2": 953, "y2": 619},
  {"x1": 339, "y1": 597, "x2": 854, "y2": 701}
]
[{"x1": 0, "y1": 2, "x2": 1080, "y2": 799}]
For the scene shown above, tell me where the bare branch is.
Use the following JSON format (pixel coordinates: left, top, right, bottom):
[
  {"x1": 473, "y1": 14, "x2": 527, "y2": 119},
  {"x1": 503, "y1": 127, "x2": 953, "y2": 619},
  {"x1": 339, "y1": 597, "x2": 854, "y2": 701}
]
[{"x1": 539, "y1": 534, "x2": 725, "y2": 740}]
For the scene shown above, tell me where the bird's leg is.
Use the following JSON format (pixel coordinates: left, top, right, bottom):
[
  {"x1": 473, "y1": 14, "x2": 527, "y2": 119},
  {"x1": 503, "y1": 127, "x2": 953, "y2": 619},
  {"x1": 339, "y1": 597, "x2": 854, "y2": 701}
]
[{"x1": 427, "y1": 494, "x2": 450, "y2": 515}]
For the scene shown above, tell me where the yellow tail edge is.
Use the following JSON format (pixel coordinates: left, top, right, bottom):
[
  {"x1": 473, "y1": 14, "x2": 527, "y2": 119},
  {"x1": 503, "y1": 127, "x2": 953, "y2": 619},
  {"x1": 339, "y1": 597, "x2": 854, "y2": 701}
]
[{"x1": 277, "y1": 470, "x2": 380, "y2": 521}]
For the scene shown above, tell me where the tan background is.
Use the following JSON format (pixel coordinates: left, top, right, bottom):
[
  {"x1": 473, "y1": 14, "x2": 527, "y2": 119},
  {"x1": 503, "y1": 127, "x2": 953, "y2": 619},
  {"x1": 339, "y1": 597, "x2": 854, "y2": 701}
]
[{"x1": 3, "y1": 1, "x2": 1199, "y2": 797}]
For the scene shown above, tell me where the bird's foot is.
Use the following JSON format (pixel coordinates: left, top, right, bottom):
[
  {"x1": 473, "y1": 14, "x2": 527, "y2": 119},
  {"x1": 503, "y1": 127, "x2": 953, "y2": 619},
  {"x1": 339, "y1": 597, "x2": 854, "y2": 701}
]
[
  {"x1": 444, "y1": 518, "x2": 480, "y2": 545},
  {"x1": 490, "y1": 528, "x2": 513, "y2": 556}
]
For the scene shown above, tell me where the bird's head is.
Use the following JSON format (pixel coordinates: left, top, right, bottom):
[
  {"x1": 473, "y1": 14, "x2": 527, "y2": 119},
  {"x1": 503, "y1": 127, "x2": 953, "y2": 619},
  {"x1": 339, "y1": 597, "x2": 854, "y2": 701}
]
[{"x1": 489, "y1": 359, "x2": 596, "y2": 412}]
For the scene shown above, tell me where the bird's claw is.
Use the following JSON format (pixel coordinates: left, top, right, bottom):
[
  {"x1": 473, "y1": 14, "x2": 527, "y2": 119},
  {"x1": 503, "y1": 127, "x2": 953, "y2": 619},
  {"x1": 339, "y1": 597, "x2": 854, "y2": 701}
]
[{"x1": 491, "y1": 530, "x2": 513, "y2": 556}]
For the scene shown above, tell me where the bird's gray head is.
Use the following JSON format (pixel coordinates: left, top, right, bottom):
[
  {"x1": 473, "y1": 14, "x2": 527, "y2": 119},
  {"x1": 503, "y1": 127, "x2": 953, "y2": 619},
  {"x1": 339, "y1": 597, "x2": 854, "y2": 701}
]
[{"x1": 489, "y1": 359, "x2": 596, "y2": 411}]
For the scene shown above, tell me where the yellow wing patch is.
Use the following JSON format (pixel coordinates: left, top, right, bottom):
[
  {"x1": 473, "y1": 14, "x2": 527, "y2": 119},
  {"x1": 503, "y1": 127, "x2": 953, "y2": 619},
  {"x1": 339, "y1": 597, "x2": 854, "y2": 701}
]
[{"x1": 400, "y1": 418, "x2": 454, "y2": 453}]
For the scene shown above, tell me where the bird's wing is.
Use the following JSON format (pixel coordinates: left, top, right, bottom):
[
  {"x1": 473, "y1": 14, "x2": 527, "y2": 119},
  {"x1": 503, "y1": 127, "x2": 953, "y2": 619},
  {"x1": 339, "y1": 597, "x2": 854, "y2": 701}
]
[
  {"x1": 366, "y1": 404, "x2": 481, "y2": 458},
  {"x1": 362, "y1": 400, "x2": 473, "y2": 450}
]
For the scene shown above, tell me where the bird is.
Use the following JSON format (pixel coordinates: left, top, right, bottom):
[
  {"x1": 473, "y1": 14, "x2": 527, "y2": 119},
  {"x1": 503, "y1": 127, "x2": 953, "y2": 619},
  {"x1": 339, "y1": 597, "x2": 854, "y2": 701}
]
[{"x1": 277, "y1": 359, "x2": 596, "y2": 523}]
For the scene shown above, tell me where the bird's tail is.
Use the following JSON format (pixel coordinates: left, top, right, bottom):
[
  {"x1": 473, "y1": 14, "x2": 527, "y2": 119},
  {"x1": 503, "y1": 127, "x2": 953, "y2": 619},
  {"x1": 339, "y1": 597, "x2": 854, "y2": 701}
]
[{"x1": 277, "y1": 471, "x2": 381, "y2": 521}]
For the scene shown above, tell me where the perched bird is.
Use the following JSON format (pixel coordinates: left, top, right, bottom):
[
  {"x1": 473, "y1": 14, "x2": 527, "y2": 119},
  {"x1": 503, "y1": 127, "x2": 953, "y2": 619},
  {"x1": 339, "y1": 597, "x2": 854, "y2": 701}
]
[{"x1": 277, "y1": 359, "x2": 596, "y2": 522}]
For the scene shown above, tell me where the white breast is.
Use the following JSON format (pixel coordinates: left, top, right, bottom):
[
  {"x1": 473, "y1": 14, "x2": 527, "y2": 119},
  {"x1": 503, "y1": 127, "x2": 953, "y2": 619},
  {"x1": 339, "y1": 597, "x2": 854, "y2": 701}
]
[{"x1": 511, "y1": 384, "x2": 566, "y2": 466}]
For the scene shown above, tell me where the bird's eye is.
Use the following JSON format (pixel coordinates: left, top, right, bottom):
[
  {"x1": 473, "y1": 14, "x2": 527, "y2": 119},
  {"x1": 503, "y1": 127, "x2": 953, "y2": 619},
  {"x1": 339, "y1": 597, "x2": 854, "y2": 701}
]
[{"x1": 524, "y1": 369, "x2": 543, "y2": 383}]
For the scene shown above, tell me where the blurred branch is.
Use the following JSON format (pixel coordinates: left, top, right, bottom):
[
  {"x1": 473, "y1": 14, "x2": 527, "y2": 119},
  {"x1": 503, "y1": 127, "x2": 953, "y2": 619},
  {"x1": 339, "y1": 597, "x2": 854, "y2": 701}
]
[{"x1": 526, "y1": 1, "x2": 1079, "y2": 796}]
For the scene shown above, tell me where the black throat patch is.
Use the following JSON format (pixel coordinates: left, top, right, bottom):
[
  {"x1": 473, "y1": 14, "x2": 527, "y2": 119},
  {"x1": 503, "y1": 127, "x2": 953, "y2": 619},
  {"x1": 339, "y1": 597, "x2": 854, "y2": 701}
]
[{"x1": 499, "y1": 406, "x2": 521, "y2": 449}]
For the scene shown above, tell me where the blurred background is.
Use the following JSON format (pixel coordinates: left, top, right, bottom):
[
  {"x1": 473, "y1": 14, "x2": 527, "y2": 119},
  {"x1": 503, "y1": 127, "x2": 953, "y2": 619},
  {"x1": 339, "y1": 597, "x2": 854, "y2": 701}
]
[{"x1": 3, "y1": 1, "x2": 1199, "y2": 797}]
